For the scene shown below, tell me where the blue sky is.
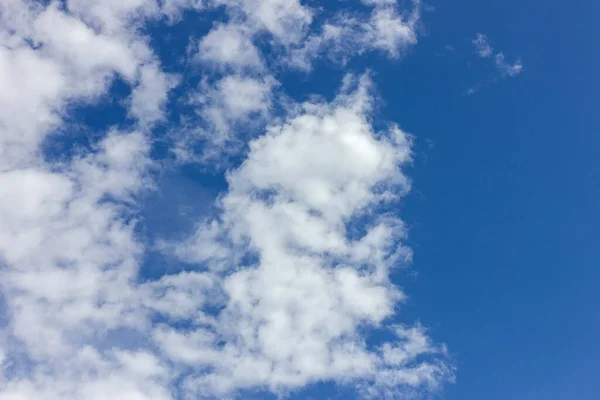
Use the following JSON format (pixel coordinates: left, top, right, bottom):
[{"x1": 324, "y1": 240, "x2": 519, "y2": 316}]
[
  {"x1": 401, "y1": 2, "x2": 600, "y2": 399},
  {"x1": 402, "y1": 86, "x2": 600, "y2": 400},
  {"x1": 0, "y1": 1, "x2": 598, "y2": 399}
]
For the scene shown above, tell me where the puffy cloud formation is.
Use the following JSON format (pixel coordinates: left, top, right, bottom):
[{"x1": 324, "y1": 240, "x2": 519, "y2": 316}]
[
  {"x1": 0, "y1": 1, "x2": 453, "y2": 399},
  {"x1": 167, "y1": 76, "x2": 453, "y2": 397}
]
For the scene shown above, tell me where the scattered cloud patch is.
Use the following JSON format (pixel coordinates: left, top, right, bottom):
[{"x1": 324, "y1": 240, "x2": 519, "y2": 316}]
[
  {"x1": 466, "y1": 32, "x2": 523, "y2": 95},
  {"x1": 472, "y1": 33, "x2": 493, "y2": 58},
  {"x1": 286, "y1": 1, "x2": 420, "y2": 71},
  {"x1": 196, "y1": 23, "x2": 264, "y2": 71},
  {"x1": 495, "y1": 53, "x2": 524, "y2": 77},
  {"x1": 171, "y1": 0, "x2": 423, "y2": 165}
]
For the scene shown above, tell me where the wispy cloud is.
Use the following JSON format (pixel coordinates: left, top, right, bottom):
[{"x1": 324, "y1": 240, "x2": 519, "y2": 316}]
[
  {"x1": 466, "y1": 32, "x2": 523, "y2": 95},
  {"x1": 473, "y1": 33, "x2": 494, "y2": 58},
  {"x1": 495, "y1": 53, "x2": 524, "y2": 77},
  {"x1": 286, "y1": 1, "x2": 420, "y2": 71}
]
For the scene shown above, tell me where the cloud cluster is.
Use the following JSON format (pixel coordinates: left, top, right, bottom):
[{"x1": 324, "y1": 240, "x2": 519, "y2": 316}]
[
  {"x1": 164, "y1": 76, "x2": 452, "y2": 398},
  {"x1": 0, "y1": 1, "x2": 453, "y2": 399},
  {"x1": 179, "y1": 0, "x2": 422, "y2": 162},
  {"x1": 286, "y1": 2, "x2": 420, "y2": 71}
]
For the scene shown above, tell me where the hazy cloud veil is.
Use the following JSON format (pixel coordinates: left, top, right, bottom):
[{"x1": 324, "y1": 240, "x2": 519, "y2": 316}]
[{"x1": 0, "y1": 1, "x2": 454, "y2": 399}]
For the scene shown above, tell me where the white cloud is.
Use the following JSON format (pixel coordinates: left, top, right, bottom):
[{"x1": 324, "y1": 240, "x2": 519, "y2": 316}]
[
  {"x1": 197, "y1": 23, "x2": 263, "y2": 70},
  {"x1": 0, "y1": 1, "x2": 175, "y2": 397},
  {"x1": 472, "y1": 32, "x2": 523, "y2": 76},
  {"x1": 362, "y1": 0, "x2": 398, "y2": 5},
  {"x1": 467, "y1": 32, "x2": 523, "y2": 94},
  {"x1": 368, "y1": 4, "x2": 419, "y2": 55},
  {"x1": 0, "y1": 347, "x2": 173, "y2": 400},
  {"x1": 0, "y1": 131, "x2": 149, "y2": 355},
  {"x1": 166, "y1": 75, "x2": 452, "y2": 397},
  {"x1": 129, "y1": 63, "x2": 179, "y2": 126},
  {"x1": 287, "y1": 1, "x2": 420, "y2": 71},
  {"x1": 473, "y1": 33, "x2": 493, "y2": 58},
  {"x1": 0, "y1": 1, "x2": 453, "y2": 399},
  {"x1": 176, "y1": 0, "x2": 421, "y2": 161},
  {"x1": 194, "y1": 0, "x2": 313, "y2": 72},
  {"x1": 495, "y1": 53, "x2": 524, "y2": 77},
  {"x1": 65, "y1": 0, "x2": 160, "y2": 33},
  {"x1": 161, "y1": 0, "x2": 206, "y2": 21},
  {"x1": 0, "y1": 0, "x2": 173, "y2": 169},
  {"x1": 186, "y1": 74, "x2": 278, "y2": 159},
  {"x1": 0, "y1": 131, "x2": 164, "y2": 400},
  {"x1": 217, "y1": 0, "x2": 313, "y2": 44}
]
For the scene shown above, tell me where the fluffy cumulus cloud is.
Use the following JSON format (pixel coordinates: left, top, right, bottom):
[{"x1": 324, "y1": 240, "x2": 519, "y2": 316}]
[
  {"x1": 166, "y1": 76, "x2": 453, "y2": 397},
  {"x1": 0, "y1": 1, "x2": 453, "y2": 399}
]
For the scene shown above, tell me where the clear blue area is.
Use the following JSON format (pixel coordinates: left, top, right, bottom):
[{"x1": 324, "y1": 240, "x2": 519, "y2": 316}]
[
  {"x1": 63, "y1": 0, "x2": 598, "y2": 398},
  {"x1": 396, "y1": 1, "x2": 600, "y2": 399}
]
